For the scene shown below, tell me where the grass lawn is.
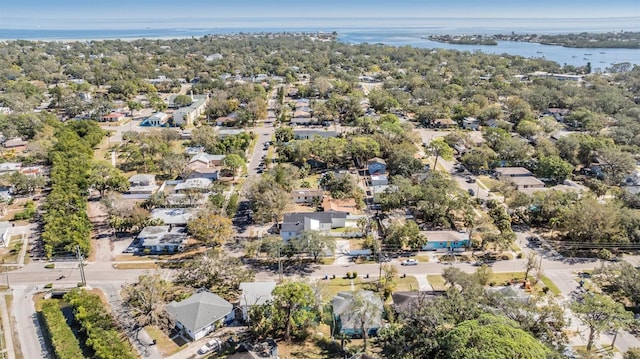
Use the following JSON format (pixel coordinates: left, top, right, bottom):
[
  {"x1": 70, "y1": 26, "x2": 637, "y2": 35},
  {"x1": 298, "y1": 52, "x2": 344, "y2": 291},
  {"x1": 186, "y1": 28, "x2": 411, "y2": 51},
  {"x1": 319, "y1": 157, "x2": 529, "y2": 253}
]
[
  {"x1": 477, "y1": 175, "x2": 502, "y2": 192},
  {"x1": 146, "y1": 325, "x2": 184, "y2": 356},
  {"x1": 319, "y1": 257, "x2": 336, "y2": 265},
  {"x1": 112, "y1": 262, "x2": 158, "y2": 270},
  {"x1": 318, "y1": 276, "x2": 419, "y2": 302},
  {"x1": 489, "y1": 272, "x2": 525, "y2": 285},
  {"x1": 412, "y1": 255, "x2": 430, "y2": 263},
  {"x1": 574, "y1": 345, "x2": 618, "y2": 357},
  {"x1": 427, "y1": 275, "x2": 447, "y2": 291},
  {"x1": 113, "y1": 254, "x2": 155, "y2": 262},
  {"x1": 0, "y1": 239, "x2": 23, "y2": 264},
  {"x1": 540, "y1": 276, "x2": 562, "y2": 295}
]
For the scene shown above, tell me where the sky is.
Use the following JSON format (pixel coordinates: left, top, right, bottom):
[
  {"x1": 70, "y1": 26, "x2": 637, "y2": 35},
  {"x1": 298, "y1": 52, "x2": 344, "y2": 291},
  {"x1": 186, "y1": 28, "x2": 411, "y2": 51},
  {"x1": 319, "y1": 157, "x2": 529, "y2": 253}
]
[{"x1": 1, "y1": 0, "x2": 639, "y2": 29}]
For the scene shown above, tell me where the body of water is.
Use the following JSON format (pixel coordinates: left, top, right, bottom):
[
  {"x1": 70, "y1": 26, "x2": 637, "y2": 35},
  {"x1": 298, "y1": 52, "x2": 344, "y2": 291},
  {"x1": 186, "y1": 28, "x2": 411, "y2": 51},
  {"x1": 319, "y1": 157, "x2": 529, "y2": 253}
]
[{"x1": 1, "y1": 17, "x2": 640, "y2": 69}]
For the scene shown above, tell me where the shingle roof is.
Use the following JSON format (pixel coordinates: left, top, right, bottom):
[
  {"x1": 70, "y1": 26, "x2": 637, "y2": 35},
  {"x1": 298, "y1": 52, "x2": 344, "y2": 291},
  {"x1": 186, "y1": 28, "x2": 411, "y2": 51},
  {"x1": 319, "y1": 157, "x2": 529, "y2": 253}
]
[
  {"x1": 166, "y1": 291, "x2": 233, "y2": 334},
  {"x1": 331, "y1": 291, "x2": 383, "y2": 331},
  {"x1": 281, "y1": 212, "x2": 347, "y2": 233}
]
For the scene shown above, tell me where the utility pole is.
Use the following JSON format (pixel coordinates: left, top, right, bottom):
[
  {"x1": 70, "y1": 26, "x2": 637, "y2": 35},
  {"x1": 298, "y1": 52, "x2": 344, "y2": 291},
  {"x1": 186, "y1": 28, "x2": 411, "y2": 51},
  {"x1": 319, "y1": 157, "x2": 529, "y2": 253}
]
[
  {"x1": 278, "y1": 247, "x2": 283, "y2": 283},
  {"x1": 76, "y1": 246, "x2": 86, "y2": 286},
  {"x1": 1, "y1": 260, "x2": 8, "y2": 288}
]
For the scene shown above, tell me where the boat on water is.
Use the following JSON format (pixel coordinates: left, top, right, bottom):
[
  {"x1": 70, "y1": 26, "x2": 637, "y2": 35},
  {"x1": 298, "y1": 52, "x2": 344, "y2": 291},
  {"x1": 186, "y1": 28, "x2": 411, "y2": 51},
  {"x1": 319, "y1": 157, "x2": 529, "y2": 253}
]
[
  {"x1": 584, "y1": 57, "x2": 589, "y2": 60},
  {"x1": 572, "y1": 55, "x2": 577, "y2": 58},
  {"x1": 584, "y1": 53, "x2": 593, "y2": 56},
  {"x1": 600, "y1": 52, "x2": 606, "y2": 54},
  {"x1": 536, "y1": 51, "x2": 543, "y2": 54}
]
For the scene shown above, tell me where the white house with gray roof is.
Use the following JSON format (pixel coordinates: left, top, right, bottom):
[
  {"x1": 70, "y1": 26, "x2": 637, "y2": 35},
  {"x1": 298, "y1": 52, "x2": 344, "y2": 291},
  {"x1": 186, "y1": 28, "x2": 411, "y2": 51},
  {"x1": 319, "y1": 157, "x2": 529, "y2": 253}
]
[
  {"x1": 166, "y1": 291, "x2": 233, "y2": 341},
  {"x1": 280, "y1": 212, "x2": 347, "y2": 241},
  {"x1": 128, "y1": 174, "x2": 158, "y2": 194},
  {"x1": 137, "y1": 225, "x2": 187, "y2": 253}
]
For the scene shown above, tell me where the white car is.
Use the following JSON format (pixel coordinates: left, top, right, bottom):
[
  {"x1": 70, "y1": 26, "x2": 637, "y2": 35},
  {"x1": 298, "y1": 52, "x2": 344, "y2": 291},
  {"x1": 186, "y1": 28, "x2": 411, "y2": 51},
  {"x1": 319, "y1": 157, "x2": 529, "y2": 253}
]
[
  {"x1": 198, "y1": 338, "x2": 221, "y2": 355},
  {"x1": 401, "y1": 259, "x2": 418, "y2": 266}
]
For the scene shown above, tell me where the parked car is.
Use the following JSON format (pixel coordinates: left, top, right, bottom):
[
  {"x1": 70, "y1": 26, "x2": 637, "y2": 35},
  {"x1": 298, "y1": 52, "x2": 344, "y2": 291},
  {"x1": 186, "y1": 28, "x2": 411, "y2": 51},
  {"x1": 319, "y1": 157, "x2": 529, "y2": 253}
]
[
  {"x1": 198, "y1": 338, "x2": 221, "y2": 355},
  {"x1": 468, "y1": 188, "x2": 475, "y2": 196},
  {"x1": 465, "y1": 175, "x2": 476, "y2": 183},
  {"x1": 401, "y1": 259, "x2": 418, "y2": 266}
]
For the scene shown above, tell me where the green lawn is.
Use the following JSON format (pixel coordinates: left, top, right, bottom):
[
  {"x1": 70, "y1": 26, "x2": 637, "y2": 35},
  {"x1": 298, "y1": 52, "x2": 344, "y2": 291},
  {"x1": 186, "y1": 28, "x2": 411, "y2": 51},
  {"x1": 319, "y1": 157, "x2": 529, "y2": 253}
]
[
  {"x1": 540, "y1": 276, "x2": 562, "y2": 295},
  {"x1": 146, "y1": 325, "x2": 184, "y2": 356},
  {"x1": 427, "y1": 275, "x2": 447, "y2": 291}
]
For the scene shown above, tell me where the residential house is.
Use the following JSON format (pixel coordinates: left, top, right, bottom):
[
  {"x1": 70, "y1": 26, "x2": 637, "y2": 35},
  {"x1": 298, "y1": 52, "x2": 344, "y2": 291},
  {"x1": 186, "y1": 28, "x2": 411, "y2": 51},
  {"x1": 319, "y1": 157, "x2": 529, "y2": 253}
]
[
  {"x1": 218, "y1": 129, "x2": 245, "y2": 138},
  {"x1": 280, "y1": 212, "x2": 347, "y2": 241},
  {"x1": 486, "y1": 285, "x2": 531, "y2": 304},
  {"x1": 370, "y1": 174, "x2": 388, "y2": 187},
  {"x1": 142, "y1": 112, "x2": 170, "y2": 127},
  {"x1": 128, "y1": 174, "x2": 158, "y2": 194},
  {"x1": 507, "y1": 176, "x2": 546, "y2": 191},
  {"x1": 215, "y1": 112, "x2": 238, "y2": 126},
  {"x1": 293, "y1": 109, "x2": 311, "y2": 118},
  {"x1": 189, "y1": 153, "x2": 226, "y2": 167},
  {"x1": 137, "y1": 225, "x2": 187, "y2": 253},
  {"x1": 290, "y1": 117, "x2": 317, "y2": 126},
  {"x1": 293, "y1": 130, "x2": 338, "y2": 140},
  {"x1": 462, "y1": 117, "x2": 481, "y2": 131},
  {"x1": 0, "y1": 222, "x2": 11, "y2": 247},
  {"x1": 494, "y1": 167, "x2": 534, "y2": 179},
  {"x1": 205, "y1": 53, "x2": 223, "y2": 61},
  {"x1": 331, "y1": 291, "x2": 383, "y2": 337},
  {"x1": 175, "y1": 178, "x2": 213, "y2": 193},
  {"x1": 542, "y1": 108, "x2": 570, "y2": 122},
  {"x1": 433, "y1": 118, "x2": 457, "y2": 129},
  {"x1": 238, "y1": 282, "x2": 277, "y2": 322},
  {"x1": 170, "y1": 94, "x2": 209, "y2": 127},
  {"x1": 295, "y1": 99, "x2": 310, "y2": 108},
  {"x1": 291, "y1": 189, "x2": 324, "y2": 204},
  {"x1": 187, "y1": 167, "x2": 220, "y2": 181},
  {"x1": 2, "y1": 138, "x2": 28, "y2": 150},
  {"x1": 420, "y1": 230, "x2": 470, "y2": 251},
  {"x1": 322, "y1": 196, "x2": 357, "y2": 214},
  {"x1": 494, "y1": 167, "x2": 545, "y2": 191},
  {"x1": 0, "y1": 162, "x2": 21, "y2": 174},
  {"x1": 101, "y1": 112, "x2": 125, "y2": 122},
  {"x1": 367, "y1": 158, "x2": 387, "y2": 176},
  {"x1": 166, "y1": 291, "x2": 233, "y2": 341},
  {"x1": 150, "y1": 208, "x2": 195, "y2": 226}
]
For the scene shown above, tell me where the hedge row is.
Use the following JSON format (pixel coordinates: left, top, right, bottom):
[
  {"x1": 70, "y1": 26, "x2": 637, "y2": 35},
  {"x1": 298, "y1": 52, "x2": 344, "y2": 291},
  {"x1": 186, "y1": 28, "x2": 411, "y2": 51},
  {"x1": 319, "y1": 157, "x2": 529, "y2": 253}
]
[
  {"x1": 41, "y1": 121, "x2": 104, "y2": 257},
  {"x1": 41, "y1": 300, "x2": 84, "y2": 359},
  {"x1": 65, "y1": 289, "x2": 137, "y2": 359}
]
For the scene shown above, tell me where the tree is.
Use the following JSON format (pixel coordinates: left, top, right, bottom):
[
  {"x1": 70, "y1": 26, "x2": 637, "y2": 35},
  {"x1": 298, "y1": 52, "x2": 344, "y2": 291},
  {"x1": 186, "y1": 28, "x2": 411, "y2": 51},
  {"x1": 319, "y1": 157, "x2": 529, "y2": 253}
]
[
  {"x1": 274, "y1": 126, "x2": 295, "y2": 143},
  {"x1": 174, "y1": 250, "x2": 254, "y2": 301},
  {"x1": 429, "y1": 138, "x2": 454, "y2": 170},
  {"x1": 523, "y1": 253, "x2": 539, "y2": 281},
  {"x1": 385, "y1": 221, "x2": 426, "y2": 250},
  {"x1": 221, "y1": 154, "x2": 245, "y2": 179},
  {"x1": 89, "y1": 161, "x2": 129, "y2": 197},
  {"x1": 120, "y1": 273, "x2": 176, "y2": 332},
  {"x1": 246, "y1": 177, "x2": 292, "y2": 225},
  {"x1": 535, "y1": 155, "x2": 574, "y2": 184},
  {"x1": 439, "y1": 314, "x2": 553, "y2": 359},
  {"x1": 173, "y1": 94, "x2": 193, "y2": 108},
  {"x1": 347, "y1": 136, "x2": 381, "y2": 167},
  {"x1": 290, "y1": 231, "x2": 336, "y2": 262},
  {"x1": 597, "y1": 147, "x2": 636, "y2": 185},
  {"x1": 597, "y1": 248, "x2": 612, "y2": 268},
  {"x1": 593, "y1": 262, "x2": 640, "y2": 310},
  {"x1": 187, "y1": 212, "x2": 234, "y2": 247},
  {"x1": 272, "y1": 281, "x2": 317, "y2": 341},
  {"x1": 571, "y1": 292, "x2": 632, "y2": 353},
  {"x1": 346, "y1": 291, "x2": 382, "y2": 352},
  {"x1": 625, "y1": 348, "x2": 640, "y2": 359},
  {"x1": 3, "y1": 171, "x2": 45, "y2": 195}
]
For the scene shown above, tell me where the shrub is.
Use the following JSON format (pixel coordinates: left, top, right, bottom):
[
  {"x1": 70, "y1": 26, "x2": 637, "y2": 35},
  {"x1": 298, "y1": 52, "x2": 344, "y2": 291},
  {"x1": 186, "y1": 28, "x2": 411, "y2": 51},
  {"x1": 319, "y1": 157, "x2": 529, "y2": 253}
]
[
  {"x1": 41, "y1": 300, "x2": 83, "y2": 359},
  {"x1": 352, "y1": 271, "x2": 358, "y2": 279},
  {"x1": 346, "y1": 272, "x2": 351, "y2": 279},
  {"x1": 65, "y1": 289, "x2": 137, "y2": 359},
  {"x1": 44, "y1": 263, "x2": 55, "y2": 269},
  {"x1": 516, "y1": 252, "x2": 524, "y2": 259},
  {"x1": 44, "y1": 283, "x2": 53, "y2": 289}
]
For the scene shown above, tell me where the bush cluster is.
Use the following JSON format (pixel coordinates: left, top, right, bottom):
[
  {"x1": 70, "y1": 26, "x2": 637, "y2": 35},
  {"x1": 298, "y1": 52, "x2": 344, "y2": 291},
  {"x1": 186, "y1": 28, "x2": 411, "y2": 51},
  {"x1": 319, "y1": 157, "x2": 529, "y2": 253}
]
[{"x1": 41, "y1": 300, "x2": 84, "y2": 359}]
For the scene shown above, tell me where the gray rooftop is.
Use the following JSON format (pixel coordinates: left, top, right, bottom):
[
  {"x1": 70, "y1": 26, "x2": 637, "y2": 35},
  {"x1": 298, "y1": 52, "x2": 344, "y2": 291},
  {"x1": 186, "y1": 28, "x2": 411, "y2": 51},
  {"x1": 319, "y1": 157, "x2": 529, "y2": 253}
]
[
  {"x1": 137, "y1": 226, "x2": 187, "y2": 247},
  {"x1": 239, "y1": 282, "x2": 277, "y2": 307},
  {"x1": 150, "y1": 208, "x2": 195, "y2": 226},
  {"x1": 166, "y1": 291, "x2": 233, "y2": 334},
  {"x1": 494, "y1": 167, "x2": 533, "y2": 176}
]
